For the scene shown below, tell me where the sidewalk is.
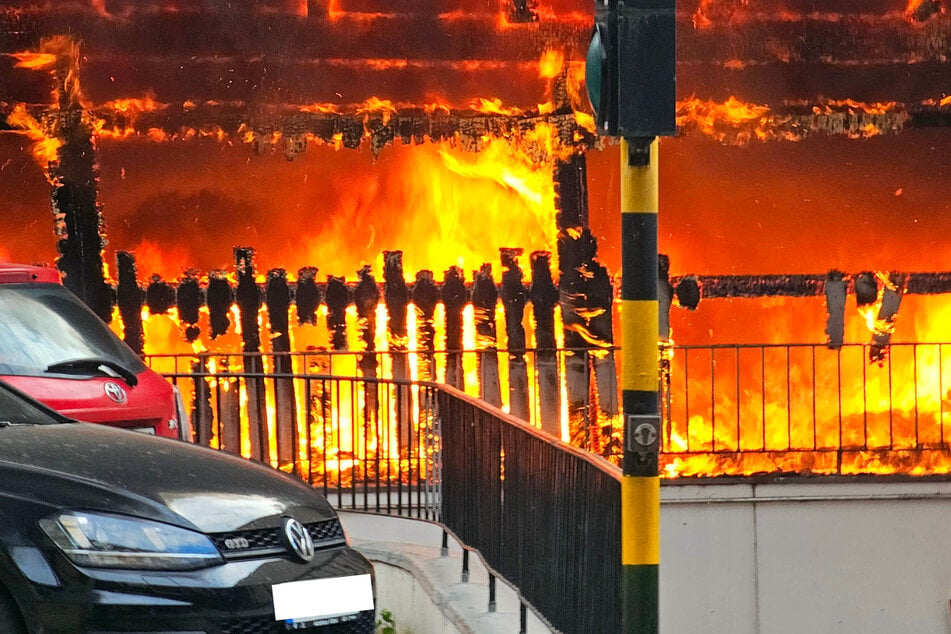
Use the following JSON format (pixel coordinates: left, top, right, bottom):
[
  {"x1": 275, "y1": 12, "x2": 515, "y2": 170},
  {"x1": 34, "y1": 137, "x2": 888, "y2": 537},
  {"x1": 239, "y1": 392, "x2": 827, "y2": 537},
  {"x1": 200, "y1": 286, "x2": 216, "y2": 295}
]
[{"x1": 338, "y1": 512, "x2": 555, "y2": 634}]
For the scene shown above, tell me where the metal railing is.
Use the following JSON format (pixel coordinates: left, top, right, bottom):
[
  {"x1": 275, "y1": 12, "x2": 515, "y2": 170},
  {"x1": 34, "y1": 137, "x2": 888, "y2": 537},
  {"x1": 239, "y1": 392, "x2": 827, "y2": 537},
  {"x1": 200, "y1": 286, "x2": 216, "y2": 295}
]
[
  {"x1": 439, "y1": 385, "x2": 621, "y2": 634},
  {"x1": 661, "y1": 342, "x2": 951, "y2": 476},
  {"x1": 159, "y1": 365, "x2": 442, "y2": 519}
]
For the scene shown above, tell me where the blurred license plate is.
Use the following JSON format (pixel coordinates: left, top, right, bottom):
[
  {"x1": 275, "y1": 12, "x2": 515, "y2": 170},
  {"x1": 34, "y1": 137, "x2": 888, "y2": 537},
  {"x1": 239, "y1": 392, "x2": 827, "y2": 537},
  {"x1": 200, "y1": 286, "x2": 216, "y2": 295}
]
[{"x1": 272, "y1": 574, "x2": 373, "y2": 622}]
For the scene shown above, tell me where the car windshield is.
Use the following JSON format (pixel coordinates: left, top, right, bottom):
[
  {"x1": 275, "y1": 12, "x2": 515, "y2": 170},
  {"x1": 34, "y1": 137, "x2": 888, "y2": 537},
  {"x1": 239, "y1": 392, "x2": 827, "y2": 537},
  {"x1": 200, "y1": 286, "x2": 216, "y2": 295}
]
[
  {"x1": 0, "y1": 284, "x2": 146, "y2": 377},
  {"x1": 0, "y1": 381, "x2": 63, "y2": 425}
]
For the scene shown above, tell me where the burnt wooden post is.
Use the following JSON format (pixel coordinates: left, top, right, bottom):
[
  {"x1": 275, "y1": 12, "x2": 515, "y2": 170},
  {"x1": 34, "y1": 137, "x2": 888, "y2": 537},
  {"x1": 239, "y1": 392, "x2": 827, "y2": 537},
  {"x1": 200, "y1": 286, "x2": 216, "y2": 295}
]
[
  {"x1": 236, "y1": 247, "x2": 268, "y2": 463},
  {"x1": 870, "y1": 273, "x2": 905, "y2": 363},
  {"x1": 115, "y1": 251, "x2": 143, "y2": 356},
  {"x1": 500, "y1": 248, "x2": 529, "y2": 421},
  {"x1": 556, "y1": 153, "x2": 593, "y2": 446},
  {"x1": 473, "y1": 263, "x2": 502, "y2": 408},
  {"x1": 412, "y1": 270, "x2": 439, "y2": 382},
  {"x1": 442, "y1": 266, "x2": 468, "y2": 390},
  {"x1": 354, "y1": 265, "x2": 380, "y2": 477},
  {"x1": 825, "y1": 270, "x2": 847, "y2": 350},
  {"x1": 267, "y1": 268, "x2": 297, "y2": 469},
  {"x1": 530, "y1": 252, "x2": 561, "y2": 437},
  {"x1": 355, "y1": 265, "x2": 380, "y2": 378},
  {"x1": 216, "y1": 356, "x2": 243, "y2": 456},
  {"x1": 325, "y1": 276, "x2": 349, "y2": 353},
  {"x1": 295, "y1": 267, "x2": 320, "y2": 326},
  {"x1": 384, "y1": 251, "x2": 412, "y2": 449},
  {"x1": 177, "y1": 272, "x2": 211, "y2": 445},
  {"x1": 206, "y1": 271, "x2": 238, "y2": 451},
  {"x1": 46, "y1": 41, "x2": 111, "y2": 322},
  {"x1": 178, "y1": 271, "x2": 203, "y2": 343},
  {"x1": 589, "y1": 257, "x2": 618, "y2": 420}
]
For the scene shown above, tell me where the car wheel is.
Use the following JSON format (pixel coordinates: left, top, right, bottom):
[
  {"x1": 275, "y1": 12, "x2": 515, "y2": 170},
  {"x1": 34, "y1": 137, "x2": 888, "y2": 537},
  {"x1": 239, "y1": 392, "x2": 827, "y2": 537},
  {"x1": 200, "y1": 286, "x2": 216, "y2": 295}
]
[{"x1": 0, "y1": 585, "x2": 26, "y2": 634}]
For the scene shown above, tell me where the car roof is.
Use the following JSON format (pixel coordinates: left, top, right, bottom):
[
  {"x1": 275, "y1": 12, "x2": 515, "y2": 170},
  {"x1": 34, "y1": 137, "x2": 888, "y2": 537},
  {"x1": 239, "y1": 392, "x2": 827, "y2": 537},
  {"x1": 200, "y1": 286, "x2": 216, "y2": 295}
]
[{"x1": 0, "y1": 263, "x2": 61, "y2": 285}]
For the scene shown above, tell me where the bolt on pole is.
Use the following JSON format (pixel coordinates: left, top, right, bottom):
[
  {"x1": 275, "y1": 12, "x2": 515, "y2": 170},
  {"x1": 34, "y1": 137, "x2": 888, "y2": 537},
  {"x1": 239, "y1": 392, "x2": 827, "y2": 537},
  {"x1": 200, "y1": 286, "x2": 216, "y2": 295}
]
[{"x1": 619, "y1": 136, "x2": 660, "y2": 634}]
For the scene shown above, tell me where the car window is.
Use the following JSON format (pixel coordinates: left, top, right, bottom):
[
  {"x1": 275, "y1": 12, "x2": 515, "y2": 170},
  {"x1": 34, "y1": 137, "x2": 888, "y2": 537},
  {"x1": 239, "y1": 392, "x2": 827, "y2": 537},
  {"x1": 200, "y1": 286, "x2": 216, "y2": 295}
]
[
  {"x1": 0, "y1": 284, "x2": 146, "y2": 377},
  {"x1": 0, "y1": 382, "x2": 63, "y2": 424}
]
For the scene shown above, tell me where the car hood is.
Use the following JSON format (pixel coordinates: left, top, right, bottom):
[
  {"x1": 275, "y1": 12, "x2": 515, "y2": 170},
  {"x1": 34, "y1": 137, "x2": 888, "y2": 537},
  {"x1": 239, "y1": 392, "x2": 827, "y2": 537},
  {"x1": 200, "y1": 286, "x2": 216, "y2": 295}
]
[{"x1": 0, "y1": 422, "x2": 336, "y2": 533}]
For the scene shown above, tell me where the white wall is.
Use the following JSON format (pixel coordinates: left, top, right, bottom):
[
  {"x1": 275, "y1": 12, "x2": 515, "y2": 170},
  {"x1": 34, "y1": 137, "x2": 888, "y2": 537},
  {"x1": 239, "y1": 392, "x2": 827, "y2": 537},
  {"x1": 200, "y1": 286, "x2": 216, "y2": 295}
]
[{"x1": 661, "y1": 480, "x2": 951, "y2": 634}]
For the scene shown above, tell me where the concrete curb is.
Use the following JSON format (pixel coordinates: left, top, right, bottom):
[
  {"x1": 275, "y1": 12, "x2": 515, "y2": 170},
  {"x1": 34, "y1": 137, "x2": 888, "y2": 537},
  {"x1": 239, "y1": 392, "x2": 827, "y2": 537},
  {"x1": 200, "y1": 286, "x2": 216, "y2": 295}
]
[{"x1": 339, "y1": 512, "x2": 554, "y2": 634}]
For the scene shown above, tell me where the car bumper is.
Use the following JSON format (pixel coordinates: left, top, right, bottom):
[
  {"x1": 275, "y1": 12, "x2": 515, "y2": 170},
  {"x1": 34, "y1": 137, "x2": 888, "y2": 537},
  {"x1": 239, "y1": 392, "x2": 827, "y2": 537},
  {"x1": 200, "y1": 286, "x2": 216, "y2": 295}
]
[{"x1": 16, "y1": 546, "x2": 375, "y2": 634}]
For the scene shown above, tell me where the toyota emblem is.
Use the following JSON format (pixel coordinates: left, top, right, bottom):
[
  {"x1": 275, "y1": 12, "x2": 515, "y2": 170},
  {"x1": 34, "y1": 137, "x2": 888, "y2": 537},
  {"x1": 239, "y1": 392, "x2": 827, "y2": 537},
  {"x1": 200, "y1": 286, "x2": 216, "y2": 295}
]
[
  {"x1": 103, "y1": 381, "x2": 128, "y2": 404},
  {"x1": 283, "y1": 518, "x2": 315, "y2": 563}
]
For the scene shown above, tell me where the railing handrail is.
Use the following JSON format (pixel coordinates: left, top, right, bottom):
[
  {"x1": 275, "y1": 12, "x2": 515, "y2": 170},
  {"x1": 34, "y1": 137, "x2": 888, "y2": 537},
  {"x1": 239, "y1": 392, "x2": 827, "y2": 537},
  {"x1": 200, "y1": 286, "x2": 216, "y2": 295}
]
[{"x1": 436, "y1": 382, "x2": 622, "y2": 481}]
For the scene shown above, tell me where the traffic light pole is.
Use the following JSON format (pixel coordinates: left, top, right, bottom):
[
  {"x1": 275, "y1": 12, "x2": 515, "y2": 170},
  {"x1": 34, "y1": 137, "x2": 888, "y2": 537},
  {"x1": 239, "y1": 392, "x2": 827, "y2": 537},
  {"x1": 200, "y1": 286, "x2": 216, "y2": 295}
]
[{"x1": 619, "y1": 136, "x2": 660, "y2": 634}]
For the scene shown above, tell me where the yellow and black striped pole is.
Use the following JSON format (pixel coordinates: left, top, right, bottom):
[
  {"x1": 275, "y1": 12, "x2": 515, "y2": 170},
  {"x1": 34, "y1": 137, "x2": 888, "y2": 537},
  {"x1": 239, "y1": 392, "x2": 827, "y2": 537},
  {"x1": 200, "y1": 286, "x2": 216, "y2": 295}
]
[{"x1": 619, "y1": 136, "x2": 660, "y2": 633}]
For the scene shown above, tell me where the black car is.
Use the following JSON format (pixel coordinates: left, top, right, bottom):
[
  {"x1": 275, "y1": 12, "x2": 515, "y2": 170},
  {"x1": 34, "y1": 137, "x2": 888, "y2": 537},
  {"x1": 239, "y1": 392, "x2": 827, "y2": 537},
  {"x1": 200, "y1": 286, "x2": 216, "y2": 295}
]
[{"x1": 0, "y1": 381, "x2": 375, "y2": 633}]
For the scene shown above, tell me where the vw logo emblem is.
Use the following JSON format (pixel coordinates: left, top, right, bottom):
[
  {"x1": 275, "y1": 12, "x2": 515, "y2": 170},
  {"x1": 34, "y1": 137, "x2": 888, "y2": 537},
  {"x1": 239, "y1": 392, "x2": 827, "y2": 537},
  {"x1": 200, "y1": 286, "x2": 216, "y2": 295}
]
[
  {"x1": 283, "y1": 518, "x2": 314, "y2": 563},
  {"x1": 104, "y1": 381, "x2": 128, "y2": 404}
]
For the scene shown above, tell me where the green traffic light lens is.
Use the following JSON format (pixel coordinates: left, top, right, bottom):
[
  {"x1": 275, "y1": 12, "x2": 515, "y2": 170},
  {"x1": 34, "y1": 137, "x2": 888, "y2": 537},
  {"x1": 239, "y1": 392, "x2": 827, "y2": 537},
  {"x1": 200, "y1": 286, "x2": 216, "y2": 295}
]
[{"x1": 585, "y1": 26, "x2": 604, "y2": 117}]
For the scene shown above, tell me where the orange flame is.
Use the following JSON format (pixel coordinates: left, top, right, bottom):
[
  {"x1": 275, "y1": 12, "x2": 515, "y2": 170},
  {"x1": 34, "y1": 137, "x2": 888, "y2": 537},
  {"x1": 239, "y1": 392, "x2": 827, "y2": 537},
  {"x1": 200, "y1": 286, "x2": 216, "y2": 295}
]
[
  {"x1": 10, "y1": 52, "x2": 58, "y2": 70},
  {"x1": 538, "y1": 49, "x2": 565, "y2": 80},
  {"x1": 5, "y1": 105, "x2": 61, "y2": 170}
]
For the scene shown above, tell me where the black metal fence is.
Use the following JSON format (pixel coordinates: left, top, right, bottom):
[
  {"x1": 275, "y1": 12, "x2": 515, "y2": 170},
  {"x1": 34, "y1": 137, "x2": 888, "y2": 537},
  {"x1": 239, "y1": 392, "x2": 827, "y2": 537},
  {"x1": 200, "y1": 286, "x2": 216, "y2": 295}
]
[
  {"x1": 158, "y1": 363, "x2": 442, "y2": 519},
  {"x1": 440, "y1": 385, "x2": 621, "y2": 634},
  {"x1": 661, "y1": 342, "x2": 951, "y2": 476}
]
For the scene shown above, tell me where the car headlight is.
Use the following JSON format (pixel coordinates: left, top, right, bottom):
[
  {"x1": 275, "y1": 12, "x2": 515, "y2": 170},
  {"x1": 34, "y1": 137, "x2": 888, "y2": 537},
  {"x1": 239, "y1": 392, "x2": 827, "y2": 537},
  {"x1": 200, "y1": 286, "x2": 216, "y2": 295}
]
[{"x1": 39, "y1": 511, "x2": 223, "y2": 570}]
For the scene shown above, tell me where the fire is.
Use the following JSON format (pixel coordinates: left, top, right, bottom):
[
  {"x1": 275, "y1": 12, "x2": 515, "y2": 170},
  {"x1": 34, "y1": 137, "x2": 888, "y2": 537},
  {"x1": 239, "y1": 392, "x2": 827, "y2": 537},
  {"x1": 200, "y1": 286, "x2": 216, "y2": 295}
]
[
  {"x1": 538, "y1": 50, "x2": 565, "y2": 80},
  {"x1": 10, "y1": 52, "x2": 57, "y2": 70},
  {"x1": 469, "y1": 98, "x2": 524, "y2": 117},
  {"x1": 693, "y1": 0, "x2": 751, "y2": 29},
  {"x1": 5, "y1": 105, "x2": 61, "y2": 168},
  {"x1": 676, "y1": 96, "x2": 775, "y2": 144}
]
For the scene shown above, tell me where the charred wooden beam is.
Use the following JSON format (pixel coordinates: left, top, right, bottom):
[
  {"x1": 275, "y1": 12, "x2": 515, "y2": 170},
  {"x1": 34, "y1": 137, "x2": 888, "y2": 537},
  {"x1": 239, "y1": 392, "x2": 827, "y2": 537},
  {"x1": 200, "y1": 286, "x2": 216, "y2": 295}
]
[
  {"x1": 354, "y1": 264, "x2": 379, "y2": 379},
  {"x1": 824, "y1": 270, "x2": 847, "y2": 349},
  {"x1": 145, "y1": 274, "x2": 176, "y2": 315},
  {"x1": 412, "y1": 270, "x2": 439, "y2": 382},
  {"x1": 384, "y1": 251, "x2": 409, "y2": 374},
  {"x1": 530, "y1": 251, "x2": 561, "y2": 438},
  {"x1": 384, "y1": 251, "x2": 411, "y2": 449},
  {"x1": 670, "y1": 272, "x2": 951, "y2": 298},
  {"x1": 266, "y1": 267, "x2": 296, "y2": 467},
  {"x1": 870, "y1": 273, "x2": 905, "y2": 364},
  {"x1": 472, "y1": 262, "x2": 501, "y2": 408},
  {"x1": 235, "y1": 246, "x2": 268, "y2": 462},
  {"x1": 114, "y1": 251, "x2": 143, "y2": 355},
  {"x1": 500, "y1": 248, "x2": 529, "y2": 422},
  {"x1": 354, "y1": 264, "x2": 380, "y2": 459},
  {"x1": 177, "y1": 272, "x2": 203, "y2": 343},
  {"x1": 52, "y1": 113, "x2": 112, "y2": 321},
  {"x1": 206, "y1": 271, "x2": 233, "y2": 339},
  {"x1": 442, "y1": 265, "x2": 468, "y2": 390},
  {"x1": 324, "y1": 275, "x2": 349, "y2": 351},
  {"x1": 295, "y1": 266, "x2": 320, "y2": 326}
]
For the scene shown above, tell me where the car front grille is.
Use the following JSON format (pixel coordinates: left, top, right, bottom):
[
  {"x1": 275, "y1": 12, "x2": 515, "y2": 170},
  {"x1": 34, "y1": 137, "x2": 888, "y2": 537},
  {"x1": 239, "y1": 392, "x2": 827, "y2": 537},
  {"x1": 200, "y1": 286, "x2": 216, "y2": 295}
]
[
  {"x1": 221, "y1": 609, "x2": 375, "y2": 634},
  {"x1": 211, "y1": 519, "x2": 346, "y2": 559}
]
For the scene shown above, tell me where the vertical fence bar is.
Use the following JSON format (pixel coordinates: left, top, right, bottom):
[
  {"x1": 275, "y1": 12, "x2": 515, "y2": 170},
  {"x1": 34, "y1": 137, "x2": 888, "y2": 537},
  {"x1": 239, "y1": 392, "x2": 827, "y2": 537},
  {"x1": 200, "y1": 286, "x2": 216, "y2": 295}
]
[
  {"x1": 761, "y1": 346, "x2": 766, "y2": 450},
  {"x1": 812, "y1": 345, "x2": 817, "y2": 450},
  {"x1": 710, "y1": 348, "x2": 716, "y2": 452},
  {"x1": 786, "y1": 345, "x2": 791, "y2": 451}
]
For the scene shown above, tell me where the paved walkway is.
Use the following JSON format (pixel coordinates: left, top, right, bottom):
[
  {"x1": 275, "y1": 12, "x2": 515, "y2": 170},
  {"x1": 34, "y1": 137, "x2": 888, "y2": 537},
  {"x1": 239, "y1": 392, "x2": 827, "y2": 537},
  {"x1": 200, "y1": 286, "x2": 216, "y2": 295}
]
[{"x1": 339, "y1": 512, "x2": 555, "y2": 633}]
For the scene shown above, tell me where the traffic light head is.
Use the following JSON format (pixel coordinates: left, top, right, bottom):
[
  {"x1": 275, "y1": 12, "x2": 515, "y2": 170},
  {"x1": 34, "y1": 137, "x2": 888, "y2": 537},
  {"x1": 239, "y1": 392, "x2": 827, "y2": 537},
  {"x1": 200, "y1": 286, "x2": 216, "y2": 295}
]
[{"x1": 586, "y1": 0, "x2": 677, "y2": 139}]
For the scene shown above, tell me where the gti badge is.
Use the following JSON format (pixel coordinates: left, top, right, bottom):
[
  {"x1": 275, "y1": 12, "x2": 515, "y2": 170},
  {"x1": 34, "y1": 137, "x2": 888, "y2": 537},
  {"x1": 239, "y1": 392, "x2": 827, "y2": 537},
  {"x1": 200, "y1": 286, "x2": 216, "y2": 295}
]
[
  {"x1": 283, "y1": 518, "x2": 315, "y2": 563},
  {"x1": 103, "y1": 381, "x2": 128, "y2": 404},
  {"x1": 224, "y1": 537, "x2": 250, "y2": 550}
]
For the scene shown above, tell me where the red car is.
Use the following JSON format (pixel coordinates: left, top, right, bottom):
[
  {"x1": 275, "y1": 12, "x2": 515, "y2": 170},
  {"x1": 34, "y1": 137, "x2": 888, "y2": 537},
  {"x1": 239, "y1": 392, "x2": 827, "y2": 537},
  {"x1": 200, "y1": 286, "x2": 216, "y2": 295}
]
[{"x1": 0, "y1": 263, "x2": 188, "y2": 439}]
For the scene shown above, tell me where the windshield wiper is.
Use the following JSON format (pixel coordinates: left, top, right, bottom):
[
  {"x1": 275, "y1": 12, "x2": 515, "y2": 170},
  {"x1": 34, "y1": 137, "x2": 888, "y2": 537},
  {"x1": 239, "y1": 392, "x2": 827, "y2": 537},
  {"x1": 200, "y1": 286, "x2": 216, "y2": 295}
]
[{"x1": 45, "y1": 358, "x2": 139, "y2": 387}]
